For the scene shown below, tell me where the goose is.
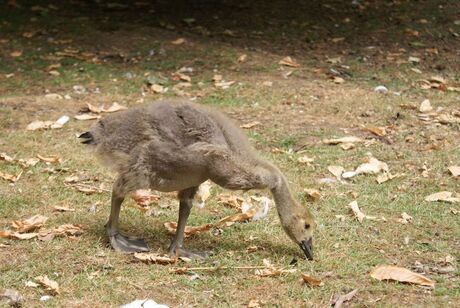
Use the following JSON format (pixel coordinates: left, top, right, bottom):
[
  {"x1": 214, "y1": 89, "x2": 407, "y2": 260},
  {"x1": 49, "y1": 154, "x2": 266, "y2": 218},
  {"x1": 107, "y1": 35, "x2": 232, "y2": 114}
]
[{"x1": 79, "y1": 100, "x2": 315, "y2": 260}]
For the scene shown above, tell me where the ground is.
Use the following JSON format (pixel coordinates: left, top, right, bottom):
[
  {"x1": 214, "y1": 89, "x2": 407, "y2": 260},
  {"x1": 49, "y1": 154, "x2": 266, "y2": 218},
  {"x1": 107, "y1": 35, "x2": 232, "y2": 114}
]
[{"x1": 0, "y1": 0, "x2": 459, "y2": 307}]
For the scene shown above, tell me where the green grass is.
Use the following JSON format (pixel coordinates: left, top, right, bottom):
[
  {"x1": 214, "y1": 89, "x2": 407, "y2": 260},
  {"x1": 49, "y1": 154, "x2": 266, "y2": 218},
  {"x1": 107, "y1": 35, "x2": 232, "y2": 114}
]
[{"x1": 1, "y1": 0, "x2": 460, "y2": 306}]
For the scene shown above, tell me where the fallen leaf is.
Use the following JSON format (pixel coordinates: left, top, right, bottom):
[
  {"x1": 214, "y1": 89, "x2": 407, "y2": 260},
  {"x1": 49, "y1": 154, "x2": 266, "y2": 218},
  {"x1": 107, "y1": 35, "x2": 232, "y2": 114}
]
[
  {"x1": 35, "y1": 275, "x2": 60, "y2": 295},
  {"x1": 331, "y1": 289, "x2": 358, "y2": 308},
  {"x1": 376, "y1": 172, "x2": 401, "y2": 184},
  {"x1": 131, "y1": 189, "x2": 160, "y2": 207},
  {"x1": 0, "y1": 230, "x2": 38, "y2": 240},
  {"x1": 53, "y1": 206, "x2": 75, "y2": 212},
  {"x1": 343, "y1": 157, "x2": 388, "y2": 178},
  {"x1": 217, "y1": 193, "x2": 246, "y2": 211},
  {"x1": 419, "y1": 99, "x2": 433, "y2": 113},
  {"x1": 326, "y1": 57, "x2": 341, "y2": 64},
  {"x1": 12, "y1": 215, "x2": 48, "y2": 232},
  {"x1": 237, "y1": 54, "x2": 247, "y2": 62},
  {"x1": 171, "y1": 38, "x2": 185, "y2": 45},
  {"x1": 164, "y1": 222, "x2": 213, "y2": 237},
  {"x1": 327, "y1": 166, "x2": 344, "y2": 180},
  {"x1": 38, "y1": 224, "x2": 85, "y2": 241},
  {"x1": 297, "y1": 156, "x2": 314, "y2": 164},
  {"x1": 37, "y1": 154, "x2": 61, "y2": 164},
  {"x1": 214, "y1": 80, "x2": 235, "y2": 89},
  {"x1": 331, "y1": 76, "x2": 345, "y2": 84},
  {"x1": 340, "y1": 143, "x2": 355, "y2": 150},
  {"x1": 425, "y1": 191, "x2": 460, "y2": 203},
  {"x1": 85, "y1": 103, "x2": 102, "y2": 113},
  {"x1": 74, "y1": 114, "x2": 101, "y2": 121},
  {"x1": 301, "y1": 274, "x2": 323, "y2": 287},
  {"x1": 397, "y1": 212, "x2": 413, "y2": 224},
  {"x1": 370, "y1": 265, "x2": 435, "y2": 288},
  {"x1": 26, "y1": 120, "x2": 54, "y2": 131},
  {"x1": 304, "y1": 189, "x2": 321, "y2": 201},
  {"x1": 349, "y1": 201, "x2": 365, "y2": 223},
  {"x1": 448, "y1": 166, "x2": 460, "y2": 177},
  {"x1": 217, "y1": 209, "x2": 257, "y2": 227},
  {"x1": 450, "y1": 208, "x2": 459, "y2": 215},
  {"x1": 212, "y1": 74, "x2": 223, "y2": 82},
  {"x1": 25, "y1": 281, "x2": 39, "y2": 288},
  {"x1": 0, "y1": 170, "x2": 23, "y2": 182},
  {"x1": 10, "y1": 50, "x2": 22, "y2": 57},
  {"x1": 240, "y1": 121, "x2": 261, "y2": 129},
  {"x1": 134, "y1": 253, "x2": 177, "y2": 264},
  {"x1": 365, "y1": 126, "x2": 387, "y2": 137},
  {"x1": 323, "y1": 136, "x2": 364, "y2": 145},
  {"x1": 279, "y1": 56, "x2": 300, "y2": 67},
  {"x1": 408, "y1": 56, "x2": 420, "y2": 63},
  {"x1": 102, "y1": 102, "x2": 127, "y2": 113},
  {"x1": 195, "y1": 181, "x2": 212, "y2": 208},
  {"x1": 247, "y1": 299, "x2": 261, "y2": 308}
]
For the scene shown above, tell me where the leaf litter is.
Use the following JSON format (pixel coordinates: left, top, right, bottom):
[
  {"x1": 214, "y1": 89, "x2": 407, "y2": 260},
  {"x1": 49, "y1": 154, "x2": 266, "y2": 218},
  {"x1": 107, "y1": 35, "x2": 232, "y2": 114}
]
[
  {"x1": 35, "y1": 275, "x2": 60, "y2": 295},
  {"x1": 370, "y1": 265, "x2": 435, "y2": 288}
]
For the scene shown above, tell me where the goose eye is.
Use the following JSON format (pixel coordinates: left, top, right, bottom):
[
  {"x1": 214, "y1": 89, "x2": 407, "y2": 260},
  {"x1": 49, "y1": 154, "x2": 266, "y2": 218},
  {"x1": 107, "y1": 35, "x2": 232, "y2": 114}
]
[{"x1": 304, "y1": 223, "x2": 310, "y2": 230}]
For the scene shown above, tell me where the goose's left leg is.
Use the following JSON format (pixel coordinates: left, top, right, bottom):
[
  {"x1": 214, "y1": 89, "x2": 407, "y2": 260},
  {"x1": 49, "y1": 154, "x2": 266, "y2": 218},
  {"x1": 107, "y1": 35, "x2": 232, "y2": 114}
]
[{"x1": 168, "y1": 186, "x2": 207, "y2": 259}]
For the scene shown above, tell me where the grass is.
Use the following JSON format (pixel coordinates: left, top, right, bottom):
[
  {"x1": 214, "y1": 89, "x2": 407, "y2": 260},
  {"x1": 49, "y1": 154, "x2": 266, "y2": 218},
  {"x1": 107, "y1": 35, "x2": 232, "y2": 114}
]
[{"x1": 1, "y1": 0, "x2": 460, "y2": 307}]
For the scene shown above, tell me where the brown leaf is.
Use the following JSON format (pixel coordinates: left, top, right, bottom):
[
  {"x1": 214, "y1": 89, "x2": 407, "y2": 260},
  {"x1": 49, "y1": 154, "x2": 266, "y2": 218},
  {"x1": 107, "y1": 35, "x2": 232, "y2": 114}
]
[
  {"x1": 301, "y1": 274, "x2": 323, "y2": 287},
  {"x1": 397, "y1": 212, "x2": 413, "y2": 224},
  {"x1": 74, "y1": 114, "x2": 101, "y2": 121},
  {"x1": 37, "y1": 154, "x2": 61, "y2": 164},
  {"x1": 12, "y1": 215, "x2": 48, "y2": 232},
  {"x1": 85, "y1": 103, "x2": 102, "y2": 113},
  {"x1": 331, "y1": 289, "x2": 358, "y2": 308},
  {"x1": 279, "y1": 56, "x2": 300, "y2": 67},
  {"x1": 217, "y1": 193, "x2": 245, "y2": 211},
  {"x1": 171, "y1": 38, "x2": 185, "y2": 45},
  {"x1": 365, "y1": 126, "x2": 387, "y2": 137},
  {"x1": 0, "y1": 170, "x2": 23, "y2": 183},
  {"x1": 53, "y1": 206, "x2": 75, "y2": 212},
  {"x1": 35, "y1": 275, "x2": 60, "y2": 295},
  {"x1": 237, "y1": 54, "x2": 247, "y2": 62},
  {"x1": 448, "y1": 166, "x2": 460, "y2": 177},
  {"x1": 331, "y1": 76, "x2": 345, "y2": 84},
  {"x1": 134, "y1": 253, "x2": 177, "y2": 264},
  {"x1": 10, "y1": 50, "x2": 22, "y2": 57},
  {"x1": 0, "y1": 230, "x2": 38, "y2": 240},
  {"x1": 425, "y1": 191, "x2": 460, "y2": 203},
  {"x1": 102, "y1": 102, "x2": 127, "y2": 113},
  {"x1": 370, "y1": 265, "x2": 435, "y2": 287},
  {"x1": 327, "y1": 166, "x2": 344, "y2": 180},
  {"x1": 240, "y1": 121, "x2": 261, "y2": 129},
  {"x1": 38, "y1": 224, "x2": 85, "y2": 241},
  {"x1": 297, "y1": 156, "x2": 314, "y2": 164},
  {"x1": 131, "y1": 189, "x2": 160, "y2": 207},
  {"x1": 164, "y1": 222, "x2": 213, "y2": 237},
  {"x1": 323, "y1": 136, "x2": 363, "y2": 145},
  {"x1": 304, "y1": 189, "x2": 321, "y2": 201},
  {"x1": 217, "y1": 209, "x2": 257, "y2": 227},
  {"x1": 419, "y1": 99, "x2": 433, "y2": 113}
]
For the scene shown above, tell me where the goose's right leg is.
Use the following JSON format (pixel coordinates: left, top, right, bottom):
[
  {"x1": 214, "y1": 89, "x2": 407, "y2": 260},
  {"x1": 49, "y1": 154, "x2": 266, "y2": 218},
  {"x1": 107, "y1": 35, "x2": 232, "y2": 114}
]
[{"x1": 106, "y1": 177, "x2": 150, "y2": 253}]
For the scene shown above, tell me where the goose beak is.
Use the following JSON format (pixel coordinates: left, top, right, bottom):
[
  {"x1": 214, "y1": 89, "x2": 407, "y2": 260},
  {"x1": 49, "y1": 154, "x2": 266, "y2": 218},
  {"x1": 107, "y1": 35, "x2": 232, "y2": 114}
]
[{"x1": 299, "y1": 238, "x2": 313, "y2": 260}]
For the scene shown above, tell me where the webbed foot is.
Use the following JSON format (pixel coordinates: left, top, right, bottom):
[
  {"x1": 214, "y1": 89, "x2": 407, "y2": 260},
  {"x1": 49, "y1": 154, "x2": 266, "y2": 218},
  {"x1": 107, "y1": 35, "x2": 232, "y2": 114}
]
[{"x1": 109, "y1": 232, "x2": 150, "y2": 253}]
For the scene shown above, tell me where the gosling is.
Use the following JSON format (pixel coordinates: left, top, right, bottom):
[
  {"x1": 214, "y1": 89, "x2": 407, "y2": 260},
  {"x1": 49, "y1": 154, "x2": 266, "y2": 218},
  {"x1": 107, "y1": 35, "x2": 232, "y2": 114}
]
[{"x1": 79, "y1": 100, "x2": 315, "y2": 260}]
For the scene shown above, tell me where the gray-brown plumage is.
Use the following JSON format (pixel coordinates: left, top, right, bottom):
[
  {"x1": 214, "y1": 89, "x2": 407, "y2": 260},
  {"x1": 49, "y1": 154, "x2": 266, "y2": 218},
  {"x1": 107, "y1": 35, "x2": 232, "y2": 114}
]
[{"x1": 80, "y1": 100, "x2": 315, "y2": 259}]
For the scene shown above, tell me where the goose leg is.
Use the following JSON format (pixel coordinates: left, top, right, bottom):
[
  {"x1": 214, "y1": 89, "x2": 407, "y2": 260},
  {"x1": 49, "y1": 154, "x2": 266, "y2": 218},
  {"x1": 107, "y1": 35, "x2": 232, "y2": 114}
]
[
  {"x1": 106, "y1": 179, "x2": 149, "y2": 253},
  {"x1": 168, "y1": 187, "x2": 207, "y2": 259}
]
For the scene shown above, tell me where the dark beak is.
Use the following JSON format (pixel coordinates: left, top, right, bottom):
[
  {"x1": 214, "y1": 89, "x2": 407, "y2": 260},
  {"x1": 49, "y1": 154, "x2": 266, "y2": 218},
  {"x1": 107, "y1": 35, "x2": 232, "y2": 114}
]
[{"x1": 299, "y1": 238, "x2": 313, "y2": 260}]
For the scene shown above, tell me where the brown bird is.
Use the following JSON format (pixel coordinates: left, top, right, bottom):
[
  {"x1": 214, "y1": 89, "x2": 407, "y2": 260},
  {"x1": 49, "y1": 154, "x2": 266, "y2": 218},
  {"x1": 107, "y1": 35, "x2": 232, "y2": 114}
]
[{"x1": 80, "y1": 100, "x2": 315, "y2": 259}]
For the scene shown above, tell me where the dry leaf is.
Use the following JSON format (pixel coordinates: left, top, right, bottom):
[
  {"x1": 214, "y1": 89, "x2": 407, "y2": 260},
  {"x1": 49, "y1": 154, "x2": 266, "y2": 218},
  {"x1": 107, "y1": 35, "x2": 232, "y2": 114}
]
[
  {"x1": 340, "y1": 143, "x2": 355, "y2": 150},
  {"x1": 217, "y1": 209, "x2": 257, "y2": 227},
  {"x1": 12, "y1": 215, "x2": 48, "y2": 232},
  {"x1": 419, "y1": 99, "x2": 433, "y2": 113},
  {"x1": 332, "y1": 76, "x2": 345, "y2": 84},
  {"x1": 35, "y1": 275, "x2": 60, "y2": 295},
  {"x1": 215, "y1": 80, "x2": 236, "y2": 89},
  {"x1": 365, "y1": 126, "x2": 386, "y2": 137},
  {"x1": 0, "y1": 230, "x2": 38, "y2": 240},
  {"x1": 85, "y1": 103, "x2": 102, "y2": 113},
  {"x1": 376, "y1": 172, "x2": 401, "y2": 184},
  {"x1": 297, "y1": 156, "x2": 314, "y2": 164},
  {"x1": 448, "y1": 166, "x2": 460, "y2": 177},
  {"x1": 10, "y1": 50, "x2": 22, "y2": 57},
  {"x1": 240, "y1": 121, "x2": 261, "y2": 129},
  {"x1": 397, "y1": 212, "x2": 413, "y2": 224},
  {"x1": 102, "y1": 102, "x2": 127, "y2": 113},
  {"x1": 304, "y1": 189, "x2": 321, "y2": 201},
  {"x1": 323, "y1": 136, "x2": 363, "y2": 145},
  {"x1": 53, "y1": 206, "x2": 75, "y2": 212},
  {"x1": 349, "y1": 201, "x2": 365, "y2": 223},
  {"x1": 327, "y1": 166, "x2": 344, "y2": 180},
  {"x1": 195, "y1": 181, "x2": 212, "y2": 208},
  {"x1": 301, "y1": 274, "x2": 323, "y2": 287},
  {"x1": 74, "y1": 114, "x2": 101, "y2": 121},
  {"x1": 26, "y1": 120, "x2": 54, "y2": 130},
  {"x1": 37, "y1": 154, "x2": 61, "y2": 164},
  {"x1": 0, "y1": 170, "x2": 23, "y2": 183},
  {"x1": 134, "y1": 252, "x2": 177, "y2": 264},
  {"x1": 217, "y1": 193, "x2": 246, "y2": 211},
  {"x1": 342, "y1": 157, "x2": 388, "y2": 178},
  {"x1": 212, "y1": 74, "x2": 223, "y2": 82},
  {"x1": 450, "y1": 208, "x2": 459, "y2": 215},
  {"x1": 425, "y1": 191, "x2": 460, "y2": 203},
  {"x1": 279, "y1": 56, "x2": 300, "y2": 67},
  {"x1": 38, "y1": 224, "x2": 85, "y2": 241},
  {"x1": 131, "y1": 189, "x2": 160, "y2": 207},
  {"x1": 237, "y1": 54, "x2": 247, "y2": 62},
  {"x1": 164, "y1": 222, "x2": 213, "y2": 237},
  {"x1": 331, "y1": 289, "x2": 358, "y2": 308},
  {"x1": 408, "y1": 56, "x2": 420, "y2": 63},
  {"x1": 171, "y1": 38, "x2": 186, "y2": 45},
  {"x1": 370, "y1": 265, "x2": 435, "y2": 288}
]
